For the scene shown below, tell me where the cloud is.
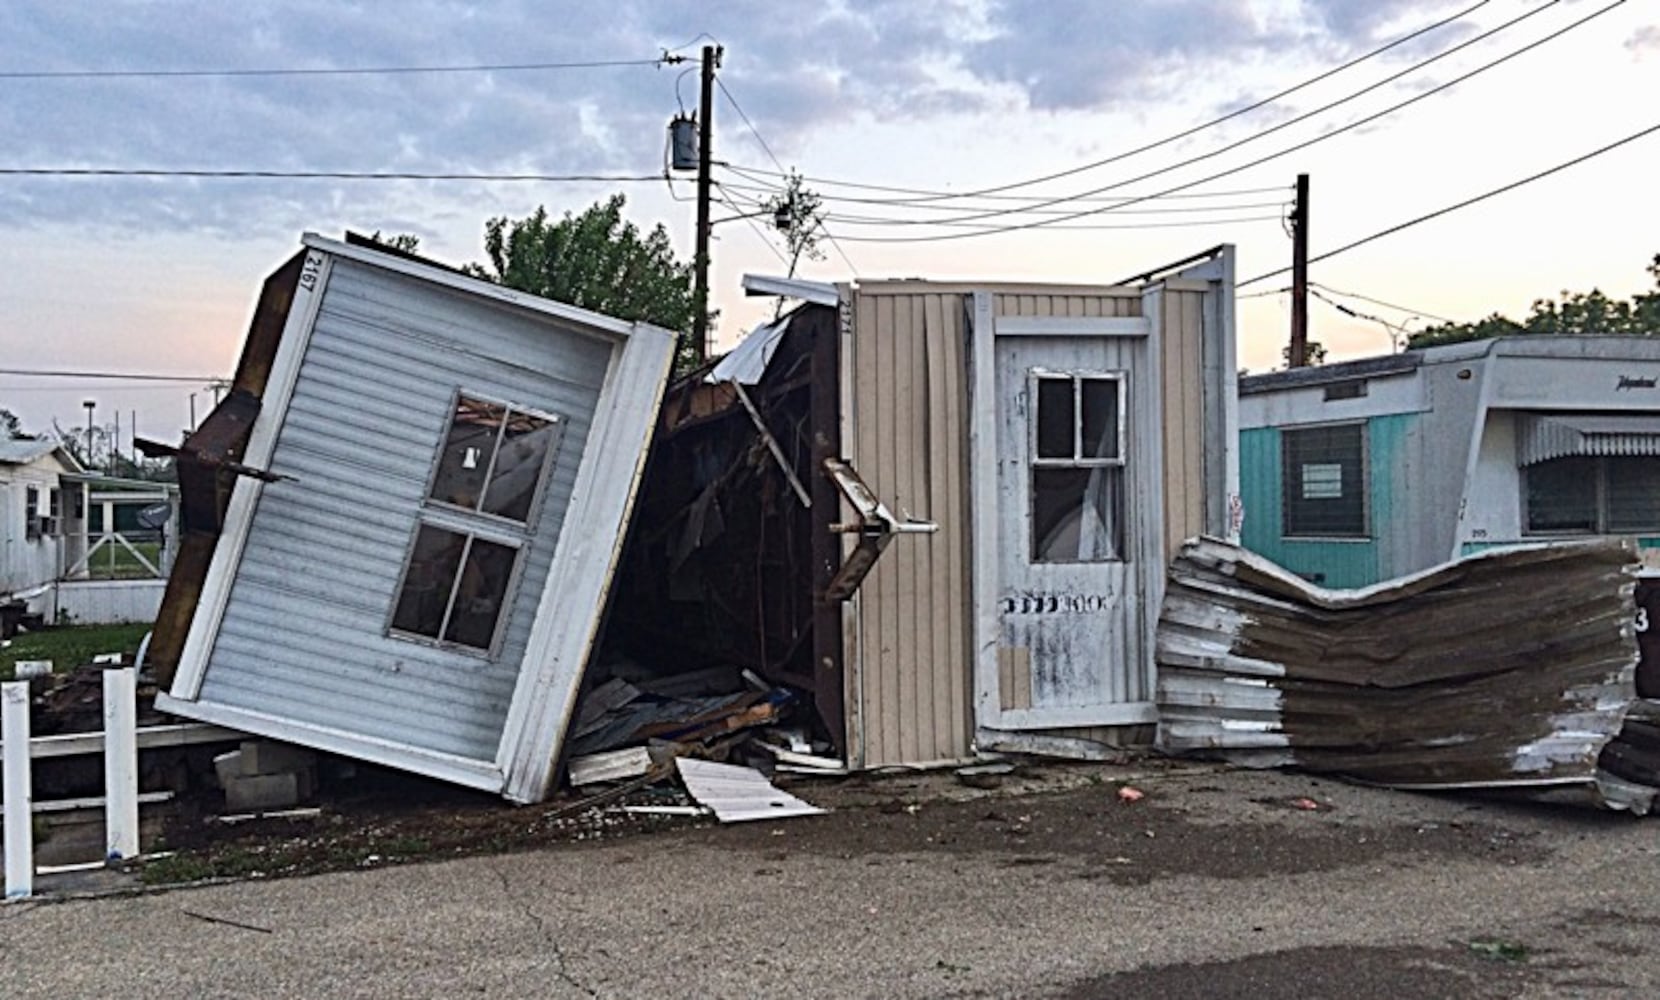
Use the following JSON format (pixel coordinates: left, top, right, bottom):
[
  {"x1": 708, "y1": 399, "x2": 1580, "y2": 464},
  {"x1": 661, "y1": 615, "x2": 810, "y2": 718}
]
[
  {"x1": 0, "y1": 0, "x2": 1478, "y2": 238},
  {"x1": 1629, "y1": 24, "x2": 1660, "y2": 58}
]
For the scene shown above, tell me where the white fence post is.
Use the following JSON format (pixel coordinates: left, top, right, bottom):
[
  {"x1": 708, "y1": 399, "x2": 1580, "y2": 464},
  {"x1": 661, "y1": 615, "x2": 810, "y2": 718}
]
[
  {"x1": 3, "y1": 681, "x2": 32, "y2": 899},
  {"x1": 103, "y1": 667, "x2": 139, "y2": 861}
]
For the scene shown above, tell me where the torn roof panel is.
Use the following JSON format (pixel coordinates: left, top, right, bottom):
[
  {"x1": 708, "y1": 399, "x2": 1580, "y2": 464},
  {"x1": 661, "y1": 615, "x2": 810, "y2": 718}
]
[
  {"x1": 153, "y1": 235, "x2": 677, "y2": 803},
  {"x1": 1157, "y1": 537, "x2": 1650, "y2": 807}
]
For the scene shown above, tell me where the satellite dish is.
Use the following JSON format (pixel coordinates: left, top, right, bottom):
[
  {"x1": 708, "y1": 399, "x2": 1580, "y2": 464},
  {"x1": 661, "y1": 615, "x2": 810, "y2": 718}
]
[{"x1": 136, "y1": 502, "x2": 172, "y2": 530}]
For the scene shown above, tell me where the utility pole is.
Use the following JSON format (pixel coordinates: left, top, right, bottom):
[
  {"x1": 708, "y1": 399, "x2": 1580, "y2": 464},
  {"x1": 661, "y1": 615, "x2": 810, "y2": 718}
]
[
  {"x1": 691, "y1": 44, "x2": 722, "y2": 365},
  {"x1": 1289, "y1": 172, "x2": 1310, "y2": 368}
]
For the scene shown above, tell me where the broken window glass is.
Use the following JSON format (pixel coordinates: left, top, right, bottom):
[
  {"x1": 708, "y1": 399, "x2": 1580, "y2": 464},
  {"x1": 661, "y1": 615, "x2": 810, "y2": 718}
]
[
  {"x1": 1032, "y1": 467, "x2": 1124, "y2": 562},
  {"x1": 391, "y1": 525, "x2": 469, "y2": 640},
  {"x1": 482, "y1": 412, "x2": 560, "y2": 522},
  {"x1": 1030, "y1": 370, "x2": 1127, "y2": 562},
  {"x1": 429, "y1": 395, "x2": 562, "y2": 525},
  {"x1": 392, "y1": 390, "x2": 559, "y2": 655}
]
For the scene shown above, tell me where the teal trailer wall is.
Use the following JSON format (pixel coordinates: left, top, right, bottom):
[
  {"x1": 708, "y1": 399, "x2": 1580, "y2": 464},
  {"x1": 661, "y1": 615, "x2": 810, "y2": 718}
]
[{"x1": 1239, "y1": 414, "x2": 1415, "y2": 588}]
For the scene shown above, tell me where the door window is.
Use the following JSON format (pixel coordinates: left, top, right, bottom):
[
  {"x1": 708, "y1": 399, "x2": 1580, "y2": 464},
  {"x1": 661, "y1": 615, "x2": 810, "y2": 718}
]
[
  {"x1": 389, "y1": 393, "x2": 564, "y2": 655},
  {"x1": 1029, "y1": 371, "x2": 1126, "y2": 563}
]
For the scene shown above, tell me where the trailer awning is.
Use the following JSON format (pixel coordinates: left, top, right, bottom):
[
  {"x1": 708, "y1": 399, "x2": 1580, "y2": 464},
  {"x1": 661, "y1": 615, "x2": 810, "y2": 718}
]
[{"x1": 1517, "y1": 413, "x2": 1660, "y2": 466}]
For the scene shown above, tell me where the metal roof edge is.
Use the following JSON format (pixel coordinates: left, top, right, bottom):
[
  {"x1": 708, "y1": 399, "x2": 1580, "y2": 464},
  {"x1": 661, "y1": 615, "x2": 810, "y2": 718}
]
[
  {"x1": 740, "y1": 273, "x2": 841, "y2": 306},
  {"x1": 301, "y1": 232, "x2": 641, "y2": 339},
  {"x1": 1240, "y1": 352, "x2": 1421, "y2": 395}
]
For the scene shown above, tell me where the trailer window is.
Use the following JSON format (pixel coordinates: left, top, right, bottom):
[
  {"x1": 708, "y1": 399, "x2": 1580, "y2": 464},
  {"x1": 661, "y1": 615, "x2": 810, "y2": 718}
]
[
  {"x1": 390, "y1": 392, "x2": 565, "y2": 655},
  {"x1": 1526, "y1": 456, "x2": 1660, "y2": 534},
  {"x1": 1030, "y1": 371, "x2": 1125, "y2": 562},
  {"x1": 1282, "y1": 423, "x2": 1368, "y2": 538}
]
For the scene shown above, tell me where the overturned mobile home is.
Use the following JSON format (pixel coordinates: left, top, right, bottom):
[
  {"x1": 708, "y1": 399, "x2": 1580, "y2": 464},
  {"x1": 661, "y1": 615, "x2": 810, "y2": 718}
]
[
  {"x1": 1157, "y1": 536, "x2": 1659, "y2": 812},
  {"x1": 147, "y1": 234, "x2": 676, "y2": 803}
]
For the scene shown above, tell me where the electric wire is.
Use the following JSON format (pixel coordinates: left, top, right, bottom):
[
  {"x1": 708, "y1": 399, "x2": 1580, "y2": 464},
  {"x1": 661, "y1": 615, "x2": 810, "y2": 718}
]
[
  {"x1": 1240, "y1": 118, "x2": 1660, "y2": 286},
  {"x1": 716, "y1": 177, "x2": 1290, "y2": 216},
  {"x1": 713, "y1": 78, "x2": 859, "y2": 275},
  {"x1": 0, "y1": 167, "x2": 668, "y2": 182},
  {"x1": 824, "y1": 0, "x2": 1622, "y2": 242},
  {"x1": 0, "y1": 57, "x2": 664, "y2": 80},
  {"x1": 1309, "y1": 282, "x2": 1455, "y2": 324},
  {"x1": 719, "y1": 164, "x2": 1290, "y2": 204},
  {"x1": 720, "y1": 0, "x2": 1493, "y2": 205},
  {"x1": 0, "y1": 367, "x2": 220, "y2": 382}
]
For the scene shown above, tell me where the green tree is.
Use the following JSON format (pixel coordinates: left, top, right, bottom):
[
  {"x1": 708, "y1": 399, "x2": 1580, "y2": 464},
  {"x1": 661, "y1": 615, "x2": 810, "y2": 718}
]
[
  {"x1": 761, "y1": 171, "x2": 826, "y2": 279},
  {"x1": 470, "y1": 195, "x2": 703, "y2": 371},
  {"x1": 1408, "y1": 253, "x2": 1660, "y2": 349}
]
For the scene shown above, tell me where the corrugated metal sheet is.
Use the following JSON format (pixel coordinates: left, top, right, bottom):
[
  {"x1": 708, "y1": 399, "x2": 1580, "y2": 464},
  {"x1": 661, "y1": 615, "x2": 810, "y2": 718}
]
[
  {"x1": 847, "y1": 288, "x2": 1148, "y2": 767},
  {"x1": 1518, "y1": 413, "x2": 1660, "y2": 465},
  {"x1": 1157, "y1": 536, "x2": 1655, "y2": 810},
  {"x1": 196, "y1": 258, "x2": 612, "y2": 761}
]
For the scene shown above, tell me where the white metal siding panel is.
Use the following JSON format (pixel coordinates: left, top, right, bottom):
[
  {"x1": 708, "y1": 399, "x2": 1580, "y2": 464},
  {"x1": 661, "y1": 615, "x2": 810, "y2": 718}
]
[{"x1": 197, "y1": 259, "x2": 613, "y2": 761}]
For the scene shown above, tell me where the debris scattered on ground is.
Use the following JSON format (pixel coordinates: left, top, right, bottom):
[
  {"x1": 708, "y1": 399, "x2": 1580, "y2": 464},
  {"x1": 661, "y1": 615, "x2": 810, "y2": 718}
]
[
  {"x1": 1117, "y1": 786, "x2": 1145, "y2": 803},
  {"x1": 676, "y1": 758, "x2": 825, "y2": 823},
  {"x1": 1291, "y1": 797, "x2": 1323, "y2": 811}
]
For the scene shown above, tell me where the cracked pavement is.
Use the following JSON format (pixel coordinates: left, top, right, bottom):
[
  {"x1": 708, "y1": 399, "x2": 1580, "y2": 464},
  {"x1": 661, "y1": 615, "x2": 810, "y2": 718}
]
[{"x1": 4, "y1": 765, "x2": 1659, "y2": 998}]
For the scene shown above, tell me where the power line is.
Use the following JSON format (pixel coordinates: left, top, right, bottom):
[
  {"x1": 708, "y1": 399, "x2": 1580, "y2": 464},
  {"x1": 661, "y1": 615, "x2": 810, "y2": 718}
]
[
  {"x1": 1309, "y1": 282, "x2": 1454, "y2": 324},
  {"x1": 716, "y1": 79, "x2": 788, "y2": 174},
  {"x1": 1241, "y1": 120, "x2": 1660, "y2": 287},
  {"x1": 718, "y1": 0, "x2": 1490, "y2": 206},
  {"x1": 713, "y1": 79, "x2": 859, "y2": 276},
  {"x1": 828, "y1": 0, "x2": 1619, "y2": 243},
  {"x1": 0, "y1": 57, "x2": 663, "y2": 81},
  {"x1": 0, "y1": 367, "x2": 221, "y2": 382},
  {"x1": 0, "y1": 167, "x2": 667, "y2": 182},
  {"x1": 722, "y1": 163, "x2": 1290, "y2": 204},
  {"x1": 717, "y1": 176, "x2": 1290, "y2": 216}
]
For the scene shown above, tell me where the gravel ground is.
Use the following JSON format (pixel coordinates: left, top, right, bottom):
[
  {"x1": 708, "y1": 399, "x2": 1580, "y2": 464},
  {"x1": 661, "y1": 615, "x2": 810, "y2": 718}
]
[{"x1": 3, "y1": 763, "x2": 1657, "y2": 999}]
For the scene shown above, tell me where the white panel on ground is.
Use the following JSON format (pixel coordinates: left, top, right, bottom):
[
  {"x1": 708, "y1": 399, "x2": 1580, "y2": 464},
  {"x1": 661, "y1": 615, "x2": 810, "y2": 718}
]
[{"x1": 674, "y1": 758, "x2": 824, "y2": 823}]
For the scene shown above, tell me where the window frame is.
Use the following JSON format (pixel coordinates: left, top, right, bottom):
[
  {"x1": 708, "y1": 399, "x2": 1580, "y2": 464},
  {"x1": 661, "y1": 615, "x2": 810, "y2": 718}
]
[
  {"x1": 24, "y1": 485, "x2": 40, "y2": 541},
  {"x1": 1523, "y1": 455, "x2": 1660, "y2": 536},
  {"x1": 1280, "y1": 420, "x2": 1371, "y2": 541},
  {"x1": 1026, "y1": 367, "x2": 1129, "y2": 564},
  {"x1": 385, "y1": 390, "x2": 566, "y2": 659}
]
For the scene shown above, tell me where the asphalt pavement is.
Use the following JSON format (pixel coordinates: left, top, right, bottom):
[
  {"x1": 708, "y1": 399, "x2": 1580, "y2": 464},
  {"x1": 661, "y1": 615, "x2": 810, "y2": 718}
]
[{"x1": 3, "y1": 764, "x2": 1657, "y2": 999}]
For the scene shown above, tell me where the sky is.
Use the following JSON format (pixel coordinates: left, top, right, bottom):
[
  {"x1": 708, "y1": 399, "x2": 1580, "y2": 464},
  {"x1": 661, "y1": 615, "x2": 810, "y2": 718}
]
[{"x1": 0, "y1": 0, "x2": 1656, "y2": 447}]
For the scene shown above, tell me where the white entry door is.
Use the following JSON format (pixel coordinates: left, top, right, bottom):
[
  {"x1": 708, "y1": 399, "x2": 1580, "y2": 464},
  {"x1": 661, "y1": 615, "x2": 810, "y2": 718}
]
[{"x1": 970, "y1": 296, "x2": 1162, "y2": 735}]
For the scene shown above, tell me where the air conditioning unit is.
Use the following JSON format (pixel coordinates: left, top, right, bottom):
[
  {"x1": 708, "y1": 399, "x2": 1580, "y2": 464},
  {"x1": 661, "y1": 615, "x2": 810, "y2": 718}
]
[{"x1": 38, "y1": 516, "x2": 60, "y2": 538}]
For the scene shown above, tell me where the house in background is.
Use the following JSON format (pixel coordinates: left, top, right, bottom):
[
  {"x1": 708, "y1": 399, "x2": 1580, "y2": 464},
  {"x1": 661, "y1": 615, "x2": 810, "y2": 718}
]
[
  {"x1": 0, "y1": 437, "x2": 85, "y2": 602},
  {"x1": 1238, "y1": 335, "x2": 1660, "y2": 588}
]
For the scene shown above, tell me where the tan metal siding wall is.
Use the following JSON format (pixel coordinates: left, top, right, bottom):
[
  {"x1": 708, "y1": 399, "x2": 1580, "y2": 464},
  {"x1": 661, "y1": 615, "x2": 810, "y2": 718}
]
[
  {"x1": 849, "y1": 288, "x2": 1142, "y2": 767},
  {"x1": 1161, "y1": 288, "x2": 1208, "y2": 557},
  {"x1": 851, "y1": 291, "x2": 970, "y2": 766}
]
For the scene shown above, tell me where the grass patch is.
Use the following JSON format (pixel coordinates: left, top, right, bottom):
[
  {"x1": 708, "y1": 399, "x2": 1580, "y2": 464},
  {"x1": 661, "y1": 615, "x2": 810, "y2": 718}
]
[
  {"x1": 87, "y1": 541, "x2": 163, "y2": 580},
  {"x1": 1467, "y1": 939, "x2": 1529, "y2": 963},
  {"x1": 2, "y1": 622, "x2": 152, "y2": 678}
]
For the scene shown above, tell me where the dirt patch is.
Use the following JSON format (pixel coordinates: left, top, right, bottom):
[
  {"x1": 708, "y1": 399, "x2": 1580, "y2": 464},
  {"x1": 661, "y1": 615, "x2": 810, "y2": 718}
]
[
  {"x1": 680, "y1": 783, "x2": 1548, "y2": 885},
  {"x1": 1049, "y1": 945, "x2": 1534, "y2": 1000}
]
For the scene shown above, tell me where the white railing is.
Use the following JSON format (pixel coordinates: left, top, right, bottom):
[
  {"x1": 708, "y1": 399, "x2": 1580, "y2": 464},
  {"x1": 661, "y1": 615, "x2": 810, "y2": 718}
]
[{"x1": 1, "y1": 666, "x2": 239, "y2": 899}]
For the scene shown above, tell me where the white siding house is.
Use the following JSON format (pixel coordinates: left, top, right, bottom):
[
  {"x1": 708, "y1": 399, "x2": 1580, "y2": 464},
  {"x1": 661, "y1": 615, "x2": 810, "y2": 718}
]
[{"x1": 0, "y1": 438, "x2": 84, "y2": 600}]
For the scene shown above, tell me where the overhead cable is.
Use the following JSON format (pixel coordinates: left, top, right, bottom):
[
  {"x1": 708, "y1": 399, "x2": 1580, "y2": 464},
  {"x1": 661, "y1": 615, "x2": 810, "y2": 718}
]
[
  {"x1": 826, "y1": 0, "x2": 1622, "y2": 242},
  {"x1": 1239, "y1": 119, "x2": 1660, "y2": 286}
]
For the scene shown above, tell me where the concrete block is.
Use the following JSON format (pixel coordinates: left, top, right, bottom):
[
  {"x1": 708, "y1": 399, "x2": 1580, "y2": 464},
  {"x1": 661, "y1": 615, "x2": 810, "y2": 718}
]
[
  {"x1": 212, "y1": 750, "x2": 243, "y2": 791},
  {"x1": 222, "y1": 771, "x2": 311, "y2": 813},
  {"x1": 238, "y1": 740, "x2": 317, "y2": 777}
]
